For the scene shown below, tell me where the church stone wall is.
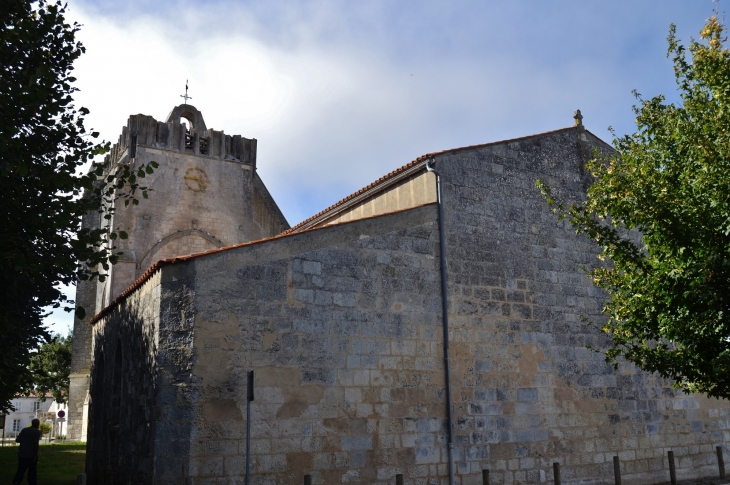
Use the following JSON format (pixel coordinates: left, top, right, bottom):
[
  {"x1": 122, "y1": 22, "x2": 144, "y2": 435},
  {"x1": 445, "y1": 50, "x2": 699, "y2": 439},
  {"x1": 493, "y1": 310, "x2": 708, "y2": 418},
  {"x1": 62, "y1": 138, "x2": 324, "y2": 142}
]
[
  {"x1": 151, "y1": 204, "x2": 444, "y2": 485},
  {"x1": 108, "y1": 141, "x2": 288, "y2": 301},
  {"x1": 80, "y1": 105, "x2": 288, "y2": 316},
  {"x1": 86, "y1": 271, "x2": 162, "y2": 484},
  {"x1": 87, "y1": 127, "x2": 730, "y2": 484},
  {"x1": 68, "y1": 105, "x2": 289, "y2": 441},
  {"x1": 429, "y1": 128, "x2": 730, "y2": 484}
]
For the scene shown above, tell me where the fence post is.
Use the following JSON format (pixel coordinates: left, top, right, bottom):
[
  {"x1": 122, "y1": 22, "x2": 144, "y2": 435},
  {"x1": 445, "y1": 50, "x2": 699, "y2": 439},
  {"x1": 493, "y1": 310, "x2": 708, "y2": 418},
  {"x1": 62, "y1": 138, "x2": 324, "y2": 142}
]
[
  {"x1": 304, "y1": 474, "x2": 312, "y2": 485},
  {"x1": 482, "y1": 469, "x2": 489, "y2": 485},
  {"x1": 396, "y1": 473, "x2": 403, "y2": 485},
  {"x1": 553, "y1": 462, "x2": 561, "y2": 485},
  {"x1": 668, "y1": 451, "x2": 677, "y2": 485},
  {"x1": 613, "y1": 456, "x2": 621, "y2": 485},
  {"x1": 719, "y1": 446, "x2": 726, "y2": 479}
]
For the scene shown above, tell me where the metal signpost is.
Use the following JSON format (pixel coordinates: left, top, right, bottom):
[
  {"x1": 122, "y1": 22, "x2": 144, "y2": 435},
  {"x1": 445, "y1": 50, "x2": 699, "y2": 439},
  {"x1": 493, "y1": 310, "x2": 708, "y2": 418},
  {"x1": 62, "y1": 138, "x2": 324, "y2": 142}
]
[
  {"x1": 57, "y1": 410, "x2": 66, "y2": 442},
  {"x1": 245, "y1": 371, "x2": 254, "y2": 485}
]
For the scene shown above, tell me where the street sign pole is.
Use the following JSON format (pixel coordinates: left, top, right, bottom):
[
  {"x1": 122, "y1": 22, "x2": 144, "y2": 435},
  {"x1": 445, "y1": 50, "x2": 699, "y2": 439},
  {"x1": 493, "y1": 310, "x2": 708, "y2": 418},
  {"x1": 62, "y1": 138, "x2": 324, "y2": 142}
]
[
  {"x1": 57, "y1": 410, "x2": 66, "y2": 442},
  {"x1": 57, "y1": 418, "x2": 65, "y2": 442},
  {"x1": 245, "y1": 371, "x2": 254, "y2": 485}
]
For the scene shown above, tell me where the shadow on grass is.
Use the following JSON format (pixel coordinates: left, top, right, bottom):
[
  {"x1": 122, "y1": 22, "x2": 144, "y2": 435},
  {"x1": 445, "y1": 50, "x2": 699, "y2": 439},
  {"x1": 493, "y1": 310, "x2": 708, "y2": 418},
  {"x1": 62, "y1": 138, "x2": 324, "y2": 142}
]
[{"x1": 0, "y1": 441, "x2": 85, "y2": 485}]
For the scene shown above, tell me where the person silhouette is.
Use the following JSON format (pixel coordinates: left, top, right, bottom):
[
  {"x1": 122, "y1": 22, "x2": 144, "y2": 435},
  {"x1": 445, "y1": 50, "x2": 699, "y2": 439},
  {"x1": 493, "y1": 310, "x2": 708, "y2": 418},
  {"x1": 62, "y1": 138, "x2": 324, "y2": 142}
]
[{"x1": 12, "y1": 418, "x2": 41, "y2": 485}]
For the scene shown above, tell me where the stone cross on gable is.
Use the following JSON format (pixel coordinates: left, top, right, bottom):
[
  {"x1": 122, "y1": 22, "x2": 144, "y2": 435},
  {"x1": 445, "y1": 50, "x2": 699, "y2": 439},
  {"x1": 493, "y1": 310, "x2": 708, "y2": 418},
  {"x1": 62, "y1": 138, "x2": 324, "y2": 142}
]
[
  {"x1": 180, "y1": 80, "x2": 192, "y2": 105},
  {"x1": 574, "y1": 109, "x2": 583, "y2": 128}
]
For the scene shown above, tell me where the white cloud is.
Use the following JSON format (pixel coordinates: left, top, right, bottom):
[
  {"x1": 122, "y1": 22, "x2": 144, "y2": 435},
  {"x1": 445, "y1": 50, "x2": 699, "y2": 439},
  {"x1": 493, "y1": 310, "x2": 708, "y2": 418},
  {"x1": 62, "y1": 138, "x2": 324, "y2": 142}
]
[
  {"x1": 67, "y1": 0, "x2": 712, "y2": 224},
  {"x1": 44, "y1": 0, "x2": 713, "y2": 332}
]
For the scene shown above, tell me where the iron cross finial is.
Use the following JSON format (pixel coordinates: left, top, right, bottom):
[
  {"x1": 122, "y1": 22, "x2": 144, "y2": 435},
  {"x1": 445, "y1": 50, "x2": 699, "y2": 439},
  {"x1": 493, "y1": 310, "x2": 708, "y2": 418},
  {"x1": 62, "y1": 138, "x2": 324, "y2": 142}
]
[
  {"x1": 180, "y1": 80, "x2": 192, "y2": 104},
  {"x1": 574, "y1": 109, "x2": 583, "y2": 128}
]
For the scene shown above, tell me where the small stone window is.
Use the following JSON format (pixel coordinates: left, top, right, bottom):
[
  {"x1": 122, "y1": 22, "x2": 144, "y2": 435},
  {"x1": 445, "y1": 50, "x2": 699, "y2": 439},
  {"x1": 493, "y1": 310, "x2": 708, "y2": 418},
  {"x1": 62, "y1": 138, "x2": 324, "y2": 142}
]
[{"x1": 199, "y1": 137, "x2": 209, "y2": 155}]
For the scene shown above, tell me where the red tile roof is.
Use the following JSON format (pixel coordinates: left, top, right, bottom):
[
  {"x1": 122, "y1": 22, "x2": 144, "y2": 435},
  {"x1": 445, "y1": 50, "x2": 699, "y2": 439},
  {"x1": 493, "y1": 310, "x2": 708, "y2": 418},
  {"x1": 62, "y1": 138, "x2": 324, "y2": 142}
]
[
  {"x1": 88, "y1": 202, "x2": 437, "y2": 325},
  {"x1": 281, "y1": 126, "x2": 581, "y2": 235},
  {"x1": 89, "y1": 124, "x2": 598, "y2": 325}
]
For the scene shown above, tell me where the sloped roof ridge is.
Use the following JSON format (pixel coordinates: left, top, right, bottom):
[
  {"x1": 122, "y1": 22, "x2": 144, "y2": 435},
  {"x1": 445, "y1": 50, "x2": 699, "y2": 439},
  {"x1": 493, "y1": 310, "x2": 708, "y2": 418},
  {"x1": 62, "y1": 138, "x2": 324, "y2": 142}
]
[
  {"x1": 88, "y1": 202, "x2": 437, "y2": 325},
  {"x1": 88, "y1": 124, "x2": 602, "y2": 326},
  {"x1": 281, "y1": 125, "x2": 582, "y2": 235}
]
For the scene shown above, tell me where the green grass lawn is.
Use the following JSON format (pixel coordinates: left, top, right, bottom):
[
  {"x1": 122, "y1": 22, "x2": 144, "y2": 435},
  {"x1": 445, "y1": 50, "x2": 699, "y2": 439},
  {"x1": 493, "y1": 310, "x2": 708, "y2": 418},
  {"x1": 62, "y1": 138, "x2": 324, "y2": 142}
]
[{"x1": 0, "y1": 441, "x2": 85, "y2": 485}]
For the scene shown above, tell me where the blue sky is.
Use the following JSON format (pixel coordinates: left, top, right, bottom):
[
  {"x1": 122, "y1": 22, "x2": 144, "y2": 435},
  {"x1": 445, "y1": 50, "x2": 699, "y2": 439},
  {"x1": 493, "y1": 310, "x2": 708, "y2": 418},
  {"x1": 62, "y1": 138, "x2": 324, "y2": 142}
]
[{"x1": 46, "y1": 0, "x2": 718, "y2": 334}]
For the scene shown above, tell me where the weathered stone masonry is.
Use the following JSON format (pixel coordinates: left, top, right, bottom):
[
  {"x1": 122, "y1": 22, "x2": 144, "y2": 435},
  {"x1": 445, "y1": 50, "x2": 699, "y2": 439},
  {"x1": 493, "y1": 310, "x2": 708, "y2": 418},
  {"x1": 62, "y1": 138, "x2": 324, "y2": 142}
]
[
  {"x1": 86, "y1": 125, "x2": 730, "y2": 485},
  {"x1": 86, "y1": 271, "x2": 162, "y2": 484},
  {"x1": 68, "y1": 104, "x2": 289, "y2": 442}
]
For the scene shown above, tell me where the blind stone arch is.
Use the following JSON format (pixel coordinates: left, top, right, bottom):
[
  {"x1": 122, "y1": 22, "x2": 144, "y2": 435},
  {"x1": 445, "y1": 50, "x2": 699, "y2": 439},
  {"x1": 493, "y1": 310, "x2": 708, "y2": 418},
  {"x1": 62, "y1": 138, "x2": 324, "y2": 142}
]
[{"x1": 138, "y1": 228, "x2": 224, "y2": 272}]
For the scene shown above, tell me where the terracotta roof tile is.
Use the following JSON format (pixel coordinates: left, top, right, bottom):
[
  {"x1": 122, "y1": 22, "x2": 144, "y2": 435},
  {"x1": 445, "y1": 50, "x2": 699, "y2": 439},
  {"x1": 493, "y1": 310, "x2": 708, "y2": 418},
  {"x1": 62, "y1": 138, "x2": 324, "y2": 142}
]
[
  {"x1": 88, "y1": 124, "x2": 597, "y2": 325},
  {"x1": 281, "y1": 126, "x2": 580, "y2": 235},
  {"x1": 88, "y1": 202, "x2": 437, "y2": 325}
]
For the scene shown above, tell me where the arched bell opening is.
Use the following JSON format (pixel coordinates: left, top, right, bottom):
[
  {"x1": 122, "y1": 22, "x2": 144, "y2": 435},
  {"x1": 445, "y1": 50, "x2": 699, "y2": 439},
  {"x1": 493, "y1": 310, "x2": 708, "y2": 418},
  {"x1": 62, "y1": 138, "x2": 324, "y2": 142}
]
[
  {"x1": 179, "y1": 112, "x2": 195, "y2": 131},
  {"x1": 166, "y1": 104, "x2": 207, "y2": 132}
]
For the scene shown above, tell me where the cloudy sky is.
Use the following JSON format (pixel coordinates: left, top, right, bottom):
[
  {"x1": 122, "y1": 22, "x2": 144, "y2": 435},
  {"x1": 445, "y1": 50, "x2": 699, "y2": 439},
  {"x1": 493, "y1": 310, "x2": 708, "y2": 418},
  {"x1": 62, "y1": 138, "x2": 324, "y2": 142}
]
[{"x1": 46, "y1": 0, "x2": 717, "y2": 334}]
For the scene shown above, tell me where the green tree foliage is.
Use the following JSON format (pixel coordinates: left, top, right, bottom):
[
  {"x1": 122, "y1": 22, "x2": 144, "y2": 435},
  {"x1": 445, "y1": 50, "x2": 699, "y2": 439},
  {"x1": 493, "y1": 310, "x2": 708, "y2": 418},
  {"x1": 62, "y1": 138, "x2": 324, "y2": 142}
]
[
  {"x1": 0, "y1": 1, "x2": 156, "y2": 412},
  {"x1": 538, "y1": 16, "x2": 730, "y2": 399},
  {"x1": 24, "y1": 334, "x2": 73, "y2": 404},
  {"x1": 37, "y1": 421, "x2": 52, "y2": 436}
]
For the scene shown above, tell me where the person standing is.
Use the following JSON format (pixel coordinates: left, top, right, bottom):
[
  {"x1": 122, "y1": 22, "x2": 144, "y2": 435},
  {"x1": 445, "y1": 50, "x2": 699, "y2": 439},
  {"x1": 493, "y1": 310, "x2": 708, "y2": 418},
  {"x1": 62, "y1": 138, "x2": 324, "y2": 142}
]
[{"x1": 12, "y1": 418, "x2": 41, "y2": 485}]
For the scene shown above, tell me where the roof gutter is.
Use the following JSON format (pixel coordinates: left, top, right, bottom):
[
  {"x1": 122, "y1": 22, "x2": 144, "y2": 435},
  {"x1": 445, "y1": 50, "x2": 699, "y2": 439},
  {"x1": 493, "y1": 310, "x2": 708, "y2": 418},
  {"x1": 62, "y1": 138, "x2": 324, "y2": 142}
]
[{"x1": 426, "y1": 159, "x2": 455, "y2": 485}]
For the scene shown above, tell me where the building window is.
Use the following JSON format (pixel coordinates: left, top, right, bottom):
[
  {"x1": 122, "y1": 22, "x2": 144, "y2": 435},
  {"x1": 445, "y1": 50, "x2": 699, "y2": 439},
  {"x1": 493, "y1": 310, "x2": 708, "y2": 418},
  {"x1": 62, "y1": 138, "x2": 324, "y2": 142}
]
[
  {"x1": 13, "y1": 401, "x2": 21, "y2": 412},
  {"x1": 33, "y1": 402, "x2": 42, "y2": 412},
  {"x1": 12, "y1": 419, "x2": 21, "y2": 432}
]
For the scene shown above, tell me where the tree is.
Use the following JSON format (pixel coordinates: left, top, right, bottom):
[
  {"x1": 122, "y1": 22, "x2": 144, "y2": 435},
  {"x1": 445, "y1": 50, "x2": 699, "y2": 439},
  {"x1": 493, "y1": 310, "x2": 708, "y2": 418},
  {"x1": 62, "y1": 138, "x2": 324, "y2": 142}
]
[
  {"x1": 538, "y1": 15, "x2": 730, "y2": 399},
  {"x1": 37, "y1": 421, "x2": 52, "y2": 437},
  {"x1": 24, "y1": 334, "x2": 73, "y2": 404},
  {"x1": 0, "y1": 0, "x2": 156, "y2": 412}
]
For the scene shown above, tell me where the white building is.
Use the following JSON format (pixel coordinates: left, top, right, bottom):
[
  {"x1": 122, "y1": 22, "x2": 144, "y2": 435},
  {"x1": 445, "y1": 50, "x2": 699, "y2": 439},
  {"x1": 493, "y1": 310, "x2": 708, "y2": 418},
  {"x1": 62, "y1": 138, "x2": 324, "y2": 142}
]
[{"x1": 2, "y1": 395, "x2": 68, "y2": 441}]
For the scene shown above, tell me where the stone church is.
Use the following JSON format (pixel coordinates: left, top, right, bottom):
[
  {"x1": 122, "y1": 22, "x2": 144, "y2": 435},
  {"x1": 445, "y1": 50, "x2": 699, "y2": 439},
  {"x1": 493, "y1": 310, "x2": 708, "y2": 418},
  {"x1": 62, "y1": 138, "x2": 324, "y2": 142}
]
[
  {"x1": 68, "y1": 104, "x2": 289, "y2": 442},
  {"x1": 69, "y1": 104, "x2": 730, "y2": 484}
]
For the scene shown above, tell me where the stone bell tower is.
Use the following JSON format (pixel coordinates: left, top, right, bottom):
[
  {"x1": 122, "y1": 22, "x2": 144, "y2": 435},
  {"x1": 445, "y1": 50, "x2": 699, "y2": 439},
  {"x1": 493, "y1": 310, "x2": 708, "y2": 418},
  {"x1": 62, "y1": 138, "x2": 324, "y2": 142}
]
[{"x1": 66, "y1": 104, "x2": 289, "y2": 441}]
